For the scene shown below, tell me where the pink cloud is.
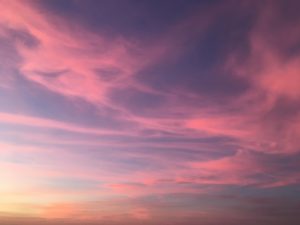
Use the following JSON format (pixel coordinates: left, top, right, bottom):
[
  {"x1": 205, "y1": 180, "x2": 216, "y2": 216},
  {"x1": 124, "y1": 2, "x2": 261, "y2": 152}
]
[
  {"x1": 129, "y1": 207, "x2": 150, "y2": 220},
  {"x1": 0, "y1": 1, "x2": 140, "y2": 104},
  {"x1": 221, "y1": 1, "x2": 300, "y2": 154},
  {"x1": 1, "y1": 1, "x2": 300, "y2": 223},
  {"x1": 188, "y1": 150, "x2": 264, "y2": 185},
  {"x1": 0, "y1": 112, "x2": 127, "y2": 135}
]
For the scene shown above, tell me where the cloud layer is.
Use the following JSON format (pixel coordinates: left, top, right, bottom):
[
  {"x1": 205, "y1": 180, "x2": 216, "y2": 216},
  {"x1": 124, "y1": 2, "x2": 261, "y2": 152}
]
[{"x1": 1, "y1": 0, "x2": 300, "y2": 224}]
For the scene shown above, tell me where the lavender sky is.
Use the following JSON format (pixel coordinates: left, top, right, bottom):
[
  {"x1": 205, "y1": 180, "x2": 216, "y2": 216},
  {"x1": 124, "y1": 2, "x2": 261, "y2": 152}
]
[{"x1": 1, "y1": 0, "x2": 300, "y2": 224}]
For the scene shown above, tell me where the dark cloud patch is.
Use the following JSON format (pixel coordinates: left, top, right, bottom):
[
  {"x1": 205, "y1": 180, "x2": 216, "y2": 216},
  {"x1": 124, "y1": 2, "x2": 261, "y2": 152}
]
[
  {"x1": 5, "y1": 27, "x2": 40, "y2": 48},
  {"x1": 257, "y1": 97, "x2": 300, "y2": 152},
  {"x1": 0, "y1": 27, "x2": 39, "y2": 90},
  {"x1": 109, "y1": 87, "x2": 165, "y2": 116},
  {"x1": 262, "y1": 97, "x2": 300, "y2": 132},
  {"x1": 136, "y1": 55, "x2": 250, "y2": 101},
  {"x1": 35, "y1": 69, "x2": 68, "y2": 79},
  {"x1": 278, "y1": 0, "x2": 300, "y2": 20},
  {"x1": 35, "y1": 0, "x2": 213, "y2": 40},
  {"x1": 93, "y1": 67, "x2": 121, "y2": 81},
  {"x1": 35, "y1": 0, "x2": 76, "y2": 13},
  {"x1": 0, "y1": 31, "x2": 22, "y2": 69},
  {"x1": 251, "y1": 0, "x2": 300, "y2": 61},
  {"x1": 135, "y1": 4, "x2": 258, "y2": 101},
  {"x1": 254, "y1": 151, "x2": 300, "y2": 186}
]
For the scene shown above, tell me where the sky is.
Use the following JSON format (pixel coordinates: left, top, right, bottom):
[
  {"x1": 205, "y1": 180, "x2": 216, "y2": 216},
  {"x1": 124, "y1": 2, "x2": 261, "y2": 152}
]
[{"x1": 0, "y1": 0, "x2": 300, "y2": 224}]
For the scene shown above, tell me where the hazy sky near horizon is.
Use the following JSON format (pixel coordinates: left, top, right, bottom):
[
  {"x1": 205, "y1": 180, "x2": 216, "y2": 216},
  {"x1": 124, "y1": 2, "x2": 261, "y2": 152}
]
[{"x1": 1, "y1": 0, "x2": 300, "y2": 224}]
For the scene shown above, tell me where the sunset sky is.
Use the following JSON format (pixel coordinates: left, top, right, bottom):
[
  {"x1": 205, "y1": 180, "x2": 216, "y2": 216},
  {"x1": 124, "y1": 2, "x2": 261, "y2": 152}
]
[{"x1": 1, "y1": 0, "x2": 300, "y2": 224}]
